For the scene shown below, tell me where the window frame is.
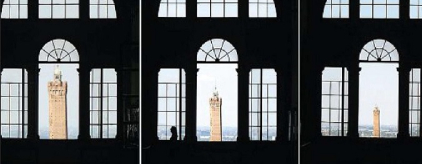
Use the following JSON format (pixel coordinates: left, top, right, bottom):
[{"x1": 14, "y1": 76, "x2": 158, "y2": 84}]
[
  {"x1": 321, "y1": 67, "x2": 349, "y2": 137},
  {"x1": 1, "y1": 68, "x2": 28, "y2": 139},
  {"x1": 89, "y1": 68, "x2": 118, "y2": 139},
  {"x1": 248, "y1": 68, "x2": 277, "y2": 141},
  {"x1": 157, "y1": 68, "x2": 186, "y2": 141}
]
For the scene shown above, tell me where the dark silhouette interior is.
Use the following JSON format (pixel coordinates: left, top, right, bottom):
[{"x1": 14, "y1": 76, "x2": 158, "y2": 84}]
[
  {"x1": 142, "y1": 0, "x2": 297, "y2": 164},
  {"x1": 0, "y1": 0, "x2": 139, "y2": 163},
  {"x1": 301, "y1": 1, "x2": 422, "y2": 164}
]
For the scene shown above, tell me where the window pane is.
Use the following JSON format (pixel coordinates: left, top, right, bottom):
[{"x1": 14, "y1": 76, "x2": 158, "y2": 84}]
[{"x1": 53, "y1": 5, "x2": 65, "y2": 18}]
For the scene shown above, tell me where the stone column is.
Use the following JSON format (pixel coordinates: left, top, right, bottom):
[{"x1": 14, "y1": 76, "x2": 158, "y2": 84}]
[
  {"x1": 0, "y1": 69, "x2": 2, "y2": 139},
  {"x1": 347, "y1": 66, "x2": 360, "y2": 138},
  {"x1": 80, "y1": 0, "x2": 89, "y2": 20},
  {"x1": 184, "y1": 67, "x2": 198, "y2": 142},
  {"x1": 400, "y1": 0, "x2": 410, "y2": 20},
  {"x1": 238, "y1": 0, "x2": 248, "y2": 18},
  {"x1": 276, "y1": 68, "x2": 290, "y2": 142},
  {"x1": 115, "y1": 68, "x2": 123, "y2": 140},
  {"x1": 77, "y1": 67, "x2": 90, "y2": 140},
  {"x1": 27, "y1": 67, "x2": 40, "y2": 140},
  {"x1": 349, "y1": 0, "x2": 359, "y2": 20},
  {"x1": 314, "y1": 66, "x2": 324, "y2": 138},
  {"x1": 186, "y1": 0, "x2": 197, "y2": 19},
  {"x1": 397, "y1": 66, "x2": 411, "y2": 138},
  {"x1": 236, "y1": 66, "x2": 250, "y2": 142},
  {"x1": 150, "y1": 67, "x2": 159, "y2": 142},
  {"x1": 28, "y1": 0, "x2": 38, "y2": 20}
]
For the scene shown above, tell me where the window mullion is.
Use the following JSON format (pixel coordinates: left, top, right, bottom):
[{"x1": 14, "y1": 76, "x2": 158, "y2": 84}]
[
  {"x1": 341, "y1": 67, "x2": 345, "y2": 136},
  {"x1": 260, "y1": 68, "x2": 263, "y2": 141}
]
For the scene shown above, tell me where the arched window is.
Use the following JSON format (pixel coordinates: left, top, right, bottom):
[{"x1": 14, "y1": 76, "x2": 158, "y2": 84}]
[
  {"x1": 323, "y1": 0, "x2": 349, "y2": 18},
  {"x1": 360, "y1": 0, "x2": 399, "y2": 19},
  {"x1": 90, "y1": 0, "x2": 117, "y2": 19},
  {"x1": 197, "y1": 38, "x2": 238, "y2": 62},
  {"x1": 359, "y1": 39, "x2": 398, "y2": 62},
  {"x1": 197, "y1": 38, "x2": 238, "y2": 141},
  {"x1": 359, "y1": 39, "x2": 399, "y2": 138},
  {"x1": 249, "y1": 0, "x2": 277, "y2": 18},
  {"x1": 158, "y1": 0, "x2": 186, "y2": 17},
  {"x1": 38, "y1": 39, "x2": 79, "y2": 139},
  {"x1": 39, "y1": 0, "x2": 79, "y2": 19},
  {"x1": 39, "y1": 39, "x2": 79, "y2": 62},
  {"x1": 1, "y1": 0, "x2": 28, "y2": 19},
  {"x1": 197, "y1": 0, "x2": 238, "y2": 18}
]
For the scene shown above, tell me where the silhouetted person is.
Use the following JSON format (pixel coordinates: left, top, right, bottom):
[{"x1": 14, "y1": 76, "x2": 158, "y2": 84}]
[{"x1": 170, "y1": 126, "x2": 177, "y2": 141}]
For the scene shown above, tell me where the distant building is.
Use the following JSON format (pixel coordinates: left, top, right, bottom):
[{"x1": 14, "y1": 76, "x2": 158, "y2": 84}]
[
  {"x1": 48, "y1": 66, "x2": 68, "y2": 139},
  {"x1": 209, "y1": 87, "x2": 222, "y2": 141},
  {"x1": 373, "y1": 106, "x2": 380, "y2": 138}
]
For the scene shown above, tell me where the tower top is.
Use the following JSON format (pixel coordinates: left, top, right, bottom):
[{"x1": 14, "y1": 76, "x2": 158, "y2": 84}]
[
  {"x1": 213, "y1": 86, "x2": 219, "y2": 97},
  {"x1": 374, "y1": 105, "x2": 380, "y2": 112},
  {"x1": 54, "y1": 65, "x2": 62, "y2": 81}
]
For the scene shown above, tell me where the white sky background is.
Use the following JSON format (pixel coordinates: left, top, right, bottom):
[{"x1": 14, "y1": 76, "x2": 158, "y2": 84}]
[
  {"x1": 359, "y1": 63, "x2": 398, "y2": 126},
  {"x1": 39, "y1": 64, "x2": 79, "y2": 139},
  {"x1": 197, "y1": 64, "x2": 238, "y2": 128}
]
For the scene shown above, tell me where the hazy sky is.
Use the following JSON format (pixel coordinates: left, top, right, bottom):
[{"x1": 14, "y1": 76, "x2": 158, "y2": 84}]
[
  {"x1": 359, "y1": 63, "x2": 398, "y2": 126},
  {"x1": 197, "y1": 64, "x2": 238, "y2": 128}
]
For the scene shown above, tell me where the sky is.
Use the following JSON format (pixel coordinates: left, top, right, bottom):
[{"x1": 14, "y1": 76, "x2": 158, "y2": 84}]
[{"x1": 359, "y1": 63, "x2": 398, "y2": 126}]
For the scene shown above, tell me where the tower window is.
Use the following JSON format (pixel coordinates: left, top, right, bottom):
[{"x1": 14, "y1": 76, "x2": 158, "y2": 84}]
[
  {"x1": 157, "y1": 68, "x2": 186, "y2": 140},
  {"x1": 90, "y1": 68, "x2": 117, "y2": 139},
  {"x1": 360, "y1": 0, "x2": 399, "y2": 19},
  {"x1": 1, "y1": 69, "x2": 28, "y2": 138},
  {"x1": 197, "y1": 0, "x2": 238, "y2": 18},
  {"x1": 321, "y1": 67, "x2": 348, "y2": 136},
  {"x1": 249, "y1": 68, "x2": 277, "y2": 141},
  {"x1": 1, "y1": 0, "x2": 28, "y2": 19},
  {"x1": 39, "y1": 0, "x2": 79, "y2": 19}
]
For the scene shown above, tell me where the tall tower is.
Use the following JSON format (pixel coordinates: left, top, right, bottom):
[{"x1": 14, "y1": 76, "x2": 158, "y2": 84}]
[
  {"x1": 209, "y1": 86, "x2": 222, "y2": 141},
  {"x1": 48, "y1": 65, "x2": 68, "y2": 139},
  {"x1": 373, "y1": 106, "x2": 380, "y2": 138}
]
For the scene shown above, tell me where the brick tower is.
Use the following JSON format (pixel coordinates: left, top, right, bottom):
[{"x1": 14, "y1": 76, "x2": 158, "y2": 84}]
[
  {"x1": 209, "y1": 87, "x2": 222, "y2": 141},
  {"x1": 373, "y1": 106, "x2": 380, "y2": 138},
  {"x1": 48, "y1": 65, "x2": 68, "y2": 139}
]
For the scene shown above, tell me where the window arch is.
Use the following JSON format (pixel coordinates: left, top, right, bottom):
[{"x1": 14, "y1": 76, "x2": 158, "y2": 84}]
[
  {"x1": 358, "y1": 39, "x2": 399, "y2": 138},
  {"x1": 158, "y1": 0, "x2": 186, "y2": 17},
  {"x1": 197, "y1": 38, "x2": 238, "y2": 142},
  {"x1": 197, "y1": 38, "x2": 238, "y2": 63},
  {"x1": 359, "y1": 39, "x2": 399, "y2": 62},
  {"x1": 39, "y1": 39, "x2": 79, "y2": 62},
  {"x1": 323, "y1": 0, "x2": 349, "y2": 18},
  {"x1": 197, "y1": 0, "x2": 238, "y2": 17},
  {"x1": 90, "y1": 0, "x2": 117, "y2": 19},
  {"x1": 38, "y1": 39, "x2": 80, "y2": 139},
  {"x1": 360, "y1": 0, "x2": 399, "y2": 19},
  {"x1": 1, "y1": 0, "x2": 28, "y2": 19},
  {"x1": 39, "y1": 0, "x2": 79, "y2": 19},
  {"x1": 249, "y1": 0, "x2": 277, "y2": 18}
]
